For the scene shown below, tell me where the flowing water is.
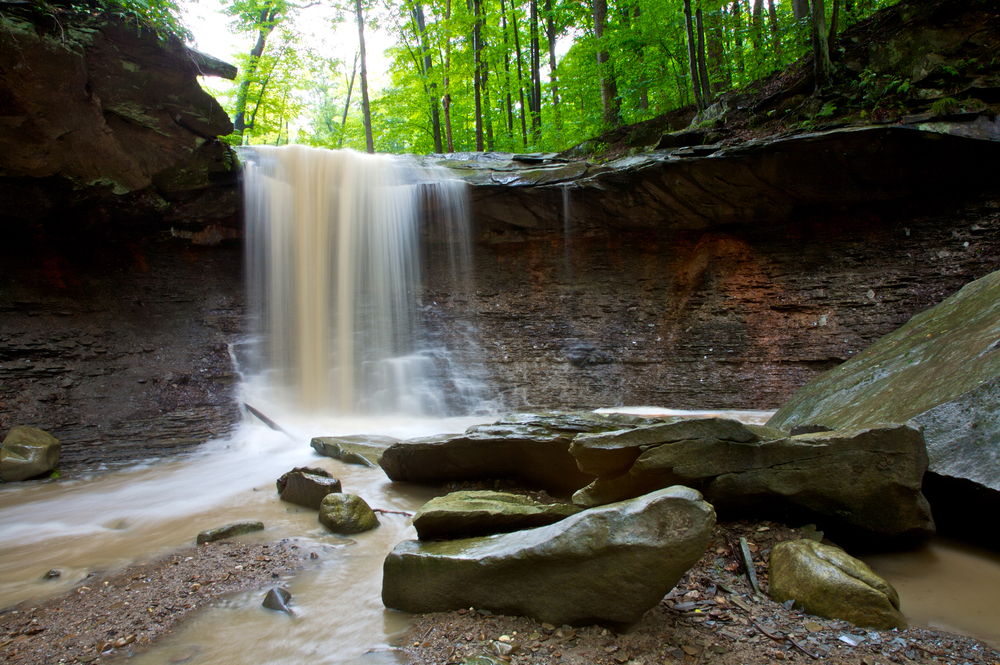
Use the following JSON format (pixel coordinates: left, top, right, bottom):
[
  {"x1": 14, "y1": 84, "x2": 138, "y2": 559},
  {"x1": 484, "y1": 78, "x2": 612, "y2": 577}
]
[{"x1": 1, "y1": 146, "x2": 998, "y2": 663}]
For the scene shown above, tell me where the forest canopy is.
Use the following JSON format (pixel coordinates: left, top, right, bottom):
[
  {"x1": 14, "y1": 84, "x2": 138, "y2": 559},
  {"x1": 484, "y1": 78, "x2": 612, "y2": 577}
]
[{"x1": 78, "y1": 0, "x2": 902, "y2": 154}]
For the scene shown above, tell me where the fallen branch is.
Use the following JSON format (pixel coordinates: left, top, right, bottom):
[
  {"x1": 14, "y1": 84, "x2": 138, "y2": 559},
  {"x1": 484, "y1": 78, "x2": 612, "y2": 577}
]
[
  {"x1": 373, "y1": 508, "x2": 414, "y2": 517},
  {"x1": 244, "y1": 403, "x2": 292, "y2": 437},
  {"x1": 751, "y1": 619, "x2": 819, "y2": 660}
]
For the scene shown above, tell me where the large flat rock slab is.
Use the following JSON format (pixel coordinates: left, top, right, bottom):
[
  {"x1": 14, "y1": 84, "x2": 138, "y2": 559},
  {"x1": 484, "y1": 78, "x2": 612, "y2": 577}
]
[
  {"x1": 382, "y1": 486, "x2": 715, "y2": 627},
  {"x1": 379, "y1": 412, "x2": 648, "y2": 496},
  {"x1": 573, "y1": 424, "x2": 933, "y2": 539},
  {"x1": 768, "y1": 269, "x2": 1000, "y2": 496}
]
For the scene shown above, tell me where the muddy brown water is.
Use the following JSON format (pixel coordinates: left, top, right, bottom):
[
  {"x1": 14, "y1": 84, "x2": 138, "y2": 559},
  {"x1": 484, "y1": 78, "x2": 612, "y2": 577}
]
[{"x1": 1, "y1": 408, "x2": 998, "y2": 664}]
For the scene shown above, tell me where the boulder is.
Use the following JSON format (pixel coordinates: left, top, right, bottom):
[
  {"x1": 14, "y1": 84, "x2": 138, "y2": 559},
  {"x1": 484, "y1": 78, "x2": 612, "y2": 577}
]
[
  {"x1": 196, "y1": 521, "x2": 264, "y2": 544},
  {"x1": 573, "y1": 424, "x2": 933, "y2": 539},
  {"x1": 769, "y1": 540, "x2": 907, "y2": 630},
  {"x1": 379, "y1": 412, "x2": 648, "y2": 496},
  {"x1": 570, "y1": 417, "x2": 761, "y2": 478},
  {"x1": 276, "y1": 466, "x2": 333, "y2": 493},
  {"x1": 311, "y1": 435, "x2": 398, "y2": 468},
  {"x1": 319, "y1": 494, "x2": 380, "y2": 534},
  {"x1": 768, "y1": 269, "x2": 1000, "y2": 500},
  {"x1": 412, "y1": 491, "x2": 582, "y2": 540},
  {"x1": 0, "y1": 426, "x2": 61, "y2": 482},
  {"x1": 278, "y1": 472, "x2": 342, "y2": 510},
  {"x1": 382, "y1": 486, "x2": 715, "y2": 627}
]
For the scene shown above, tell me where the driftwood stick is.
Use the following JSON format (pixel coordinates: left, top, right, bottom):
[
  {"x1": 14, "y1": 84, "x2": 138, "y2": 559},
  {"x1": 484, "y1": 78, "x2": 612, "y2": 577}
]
[{"x1": 373, "y1": 508, "x2": 414, "y2": 517}]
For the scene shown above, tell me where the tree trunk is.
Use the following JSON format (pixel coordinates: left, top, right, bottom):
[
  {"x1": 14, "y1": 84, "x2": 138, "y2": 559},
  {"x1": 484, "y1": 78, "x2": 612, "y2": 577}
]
[
  {"x1": 592, "y1": 0, "x2": 620, "y2": 126},
  {"x1": 529, "y1": 0, "x2": 542, "y2": 134},
  {"x1": 767, "y1": 0, "x2": 781, "y2": 62},
  {"x1": 355, "y1": 0, "x2": 374, "y2": 153},
  {"x1": 233, "y1": 6, "x2": 279, "y2": 140},
  {"x1": 828, "y1": 0, "x2": 840, "y2": 50},
  {"x1": 696, "y1": 8, "x2": 712, "y2": 103},
  {"x1": 706, "y1": 10, "x2": 729, "y2": 91},
  {"x1": 792, "y1": 0, "x2": 809, "y2": 20},
  {"x1": 683, "y1": 0, "x2": 704, "y2": 111},
  {"x1": 472, "y1": 0, "x2": 484, "y2": 151},
  {"x1": 508, "y1": 0, "x2": 529, "y2": 148},
  {"x1": 810, "y1": 0, "x2": 833, "y2": 92},
  {"x1": 414, "y1": 3, "x2": 443, "y2": 153},
  {"x1": 501, "y1": 1, "x2": 514, "y2": 135},
  {"x1": 732, "y1": 0, "x2": 745, "y2": 76},
  {"x1": 544, "y1": 0, "x2": 560, "y2": 124},
  {"x1": 443, "y1": 0, "x2": 454, "y2": 151},
  {"x1": 339, "y1": 51, "x2": 358, "y2": 149}
]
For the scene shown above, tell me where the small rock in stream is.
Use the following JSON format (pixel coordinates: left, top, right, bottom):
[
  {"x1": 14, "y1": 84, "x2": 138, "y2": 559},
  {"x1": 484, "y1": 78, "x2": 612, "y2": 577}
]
[
  {"x1": 196, "y1": 520, "x2": 265, "y2": 544},
  {"x1": 262, "y1": 586, "x2": 293, "y2": 614}
]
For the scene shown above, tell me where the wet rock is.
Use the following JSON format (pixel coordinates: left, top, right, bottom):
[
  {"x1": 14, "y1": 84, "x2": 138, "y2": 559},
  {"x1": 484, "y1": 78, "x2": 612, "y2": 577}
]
[
  {"x1": 379, "y1": 412, "x2": 648, "y2": 496},
  {"x1": 311, "y1": 435, "x2": 398, "y2": 468},
  {"x1": 573, "y1": 424, "x2": 933, "y2": 540},
  {"x1": 319, "y1": 494, "x2": 379, "y2": 534},
  {"x1": 569, "y1": 417, "x2": 760, "y2": 478},
  {"x1": 769, "y1": 539, "x2": 907, "y2": 630},
  {"x1": 277, "y1": 471, "x2": 342, "y2": 510},
  {"x1": 43, "y1": 569, "x2": 61, "y2": 579},
  {"x1": 412, "y1": 491, "x2": 582, "y2": 540},
  {"x1": 276, "y1": 466, "x2": 333, "y2": 493},
  {"x1": 382, "y1": 486, "x2": 715, "y2": 627},
  {"x1": 768, "y1": 269, "x2": 1000, "y2": 502},
  {"x1": 0, "y1": 426, "x2": 61, "y2": 482},
  {"x1": 196, "y1": 521, "x2": 264, "y2": 544},
  {"x1": 262, "y1": 586, "x2": 293, "y2": 614}
]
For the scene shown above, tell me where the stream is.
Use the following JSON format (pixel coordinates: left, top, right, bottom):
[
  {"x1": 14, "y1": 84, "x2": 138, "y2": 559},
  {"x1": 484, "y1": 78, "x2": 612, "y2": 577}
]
[{"x1": 2, "y1": 407, "x2": 999, "y2": 664}]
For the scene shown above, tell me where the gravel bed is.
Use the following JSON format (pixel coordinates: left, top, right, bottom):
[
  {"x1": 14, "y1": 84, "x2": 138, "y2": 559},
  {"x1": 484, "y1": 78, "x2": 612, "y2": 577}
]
[{"x1": 0, "y1": 539, "x2": 309, "y2": 664}]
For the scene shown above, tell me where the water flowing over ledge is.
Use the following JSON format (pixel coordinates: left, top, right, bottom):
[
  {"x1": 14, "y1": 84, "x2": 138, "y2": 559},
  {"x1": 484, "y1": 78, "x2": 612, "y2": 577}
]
[{"x1": 241, "y1": 146, "x2": 488, "y2": 417}]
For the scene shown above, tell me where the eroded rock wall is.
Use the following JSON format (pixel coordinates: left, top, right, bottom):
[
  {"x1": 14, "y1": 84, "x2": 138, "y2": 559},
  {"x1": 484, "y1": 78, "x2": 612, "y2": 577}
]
[{"x1": 423, "y1": 194, "x2": 1000, "y2": 411}]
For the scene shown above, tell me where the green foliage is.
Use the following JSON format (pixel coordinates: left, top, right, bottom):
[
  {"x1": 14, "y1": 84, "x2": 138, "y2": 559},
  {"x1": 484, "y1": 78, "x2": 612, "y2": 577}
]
[
  {"x1": 46, "y1": 0, "x2": 193, "y2": 40},
  {"x1": 930, "y1": 97, "x2": 959, "y2": 116},
  {"x1": 212, "y1": 0, "x2": 909, "y2": 154}
]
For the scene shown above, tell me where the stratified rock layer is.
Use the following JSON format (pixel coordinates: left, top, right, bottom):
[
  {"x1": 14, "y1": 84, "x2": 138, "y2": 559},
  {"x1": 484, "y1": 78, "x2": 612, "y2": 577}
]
[
  {"x1": 769, "y1": 540, "x2": 907, "y2": 630},
  {"x1": 412, "y1": 491, "x2": 582, "y2": 540},
  {"x1": 768, "y1": 269, "x2": 1000, "y2": 497},
  {"x1": 379, "y1": 412, "x2": 648, "y2": 496},
  {"x1": 572, "y1": 422, "x2": 933, "y2": 539},
  {"x1": 382, "y1": 486, "x2": 715, "y2": 627}
]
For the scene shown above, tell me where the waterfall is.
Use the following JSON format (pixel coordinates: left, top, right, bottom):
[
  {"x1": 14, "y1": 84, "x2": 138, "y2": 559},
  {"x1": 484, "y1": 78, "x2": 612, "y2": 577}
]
[{"x1": 240, "y1": 145, "x2": 485, "y2": 415}]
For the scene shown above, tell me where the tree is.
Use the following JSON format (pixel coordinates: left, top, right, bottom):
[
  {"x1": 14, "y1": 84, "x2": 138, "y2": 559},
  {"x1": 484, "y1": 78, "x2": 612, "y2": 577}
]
[
  {"x1": 809, "y1": 0, "x2": 833, "y2": 92},
  {"x1": 356, "y1": 0, "x2": 375, "y2": 152},
  {"x1": 591, "y1": 0, "x2": 620, "y2": 126}
]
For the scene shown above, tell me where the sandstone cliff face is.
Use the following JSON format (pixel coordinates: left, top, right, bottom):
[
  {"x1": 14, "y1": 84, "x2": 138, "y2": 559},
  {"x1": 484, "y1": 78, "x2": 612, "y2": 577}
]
[
  {"x1": 0, "y1": 8, "x2": 244, "y2": 474},
  {"x1": 0, "y1": 5, "x2": 238, "y2": 241}
]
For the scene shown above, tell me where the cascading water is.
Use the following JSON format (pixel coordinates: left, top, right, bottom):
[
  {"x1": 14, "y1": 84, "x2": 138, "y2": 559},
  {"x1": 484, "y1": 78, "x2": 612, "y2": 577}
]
[{"x1": 240, "y1": 145, "x2": 487, "y2": 416}]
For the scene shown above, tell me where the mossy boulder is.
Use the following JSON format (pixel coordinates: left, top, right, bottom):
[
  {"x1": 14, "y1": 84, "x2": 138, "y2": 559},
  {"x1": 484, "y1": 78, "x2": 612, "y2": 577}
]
[
  {"x1": 413, "y1": 491, "x2": 582, "y2": 540},
  {"x1": 319, "y1": 494, "x2": 379, "y2": 534},
  {"x1": 382, "y1": 486, "x2": 715, "y2": 628},
  {"x1": 769, "y1": 539, "x2": 907, "y2": 630},
  {"x1": 0, "y1": 426, "x2": 61, "y2": 482}
]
